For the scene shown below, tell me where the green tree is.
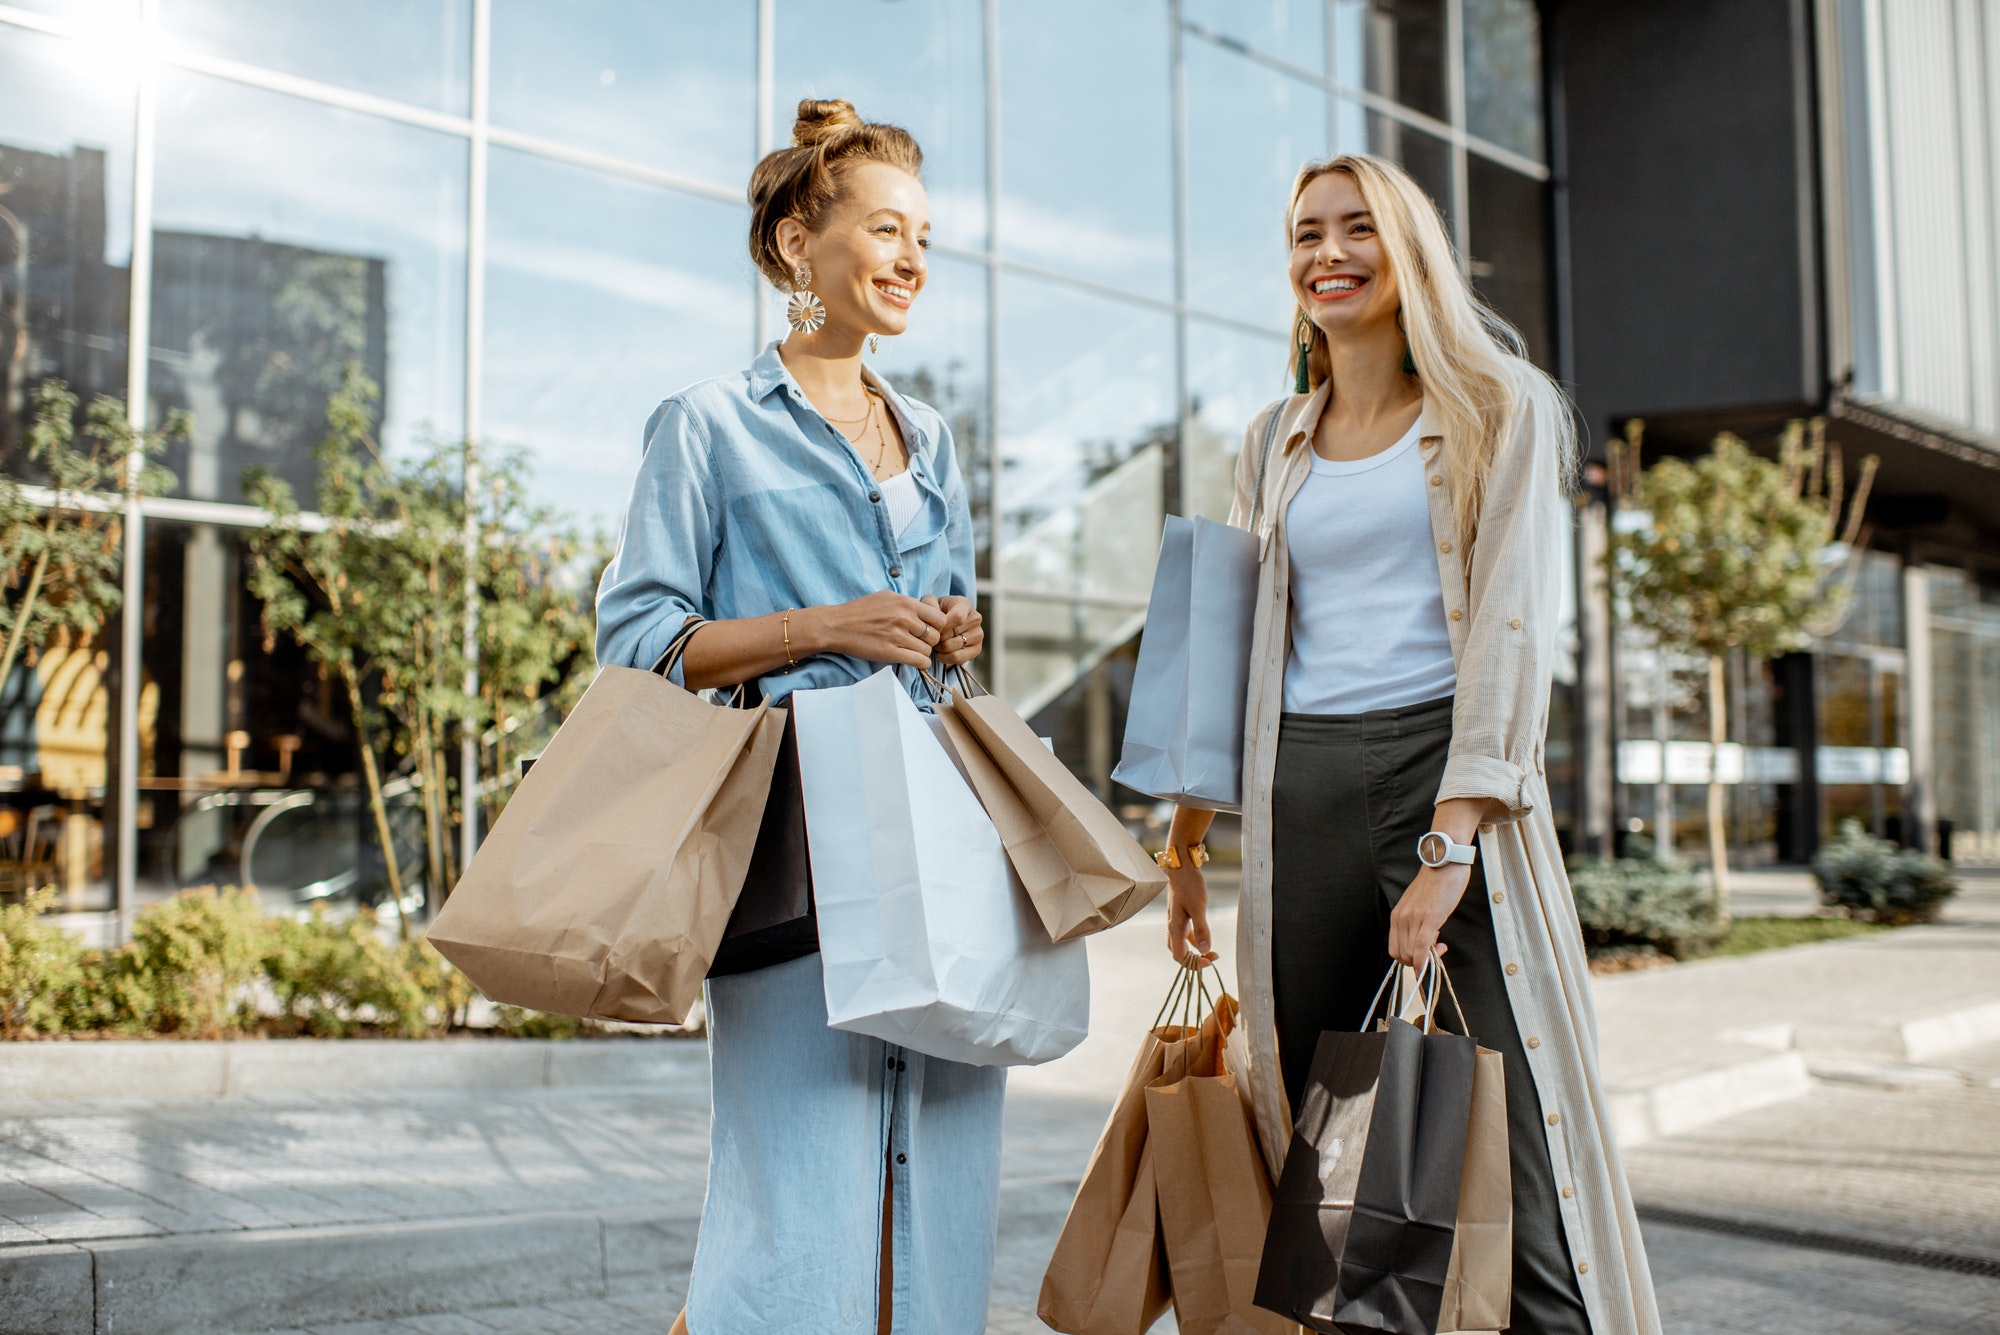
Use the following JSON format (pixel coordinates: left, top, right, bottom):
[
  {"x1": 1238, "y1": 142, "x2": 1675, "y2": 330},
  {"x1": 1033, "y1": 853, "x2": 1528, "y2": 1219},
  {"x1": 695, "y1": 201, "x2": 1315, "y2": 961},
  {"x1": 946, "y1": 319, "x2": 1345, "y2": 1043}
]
[
  {"x1": 246, "y1": 367, "x2": 596, "y2": 928},
  {"x1": 0, "y1": 382, "x2": 179, "y2": 696},
  {"x1": 1608, "y1": 419, "x2": 1874, "y2": 906}
]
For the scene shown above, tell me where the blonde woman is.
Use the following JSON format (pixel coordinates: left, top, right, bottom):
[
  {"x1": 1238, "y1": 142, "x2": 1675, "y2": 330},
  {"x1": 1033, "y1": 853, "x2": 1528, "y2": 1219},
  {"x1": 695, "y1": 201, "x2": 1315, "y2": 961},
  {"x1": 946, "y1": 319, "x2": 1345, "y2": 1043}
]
[
  {"x1": 1160, "y1": 156, "x2": 1662, "y2": 1334},
  {"x1": 597, "y1": 100, "x2": 996, "y2": 1334}
]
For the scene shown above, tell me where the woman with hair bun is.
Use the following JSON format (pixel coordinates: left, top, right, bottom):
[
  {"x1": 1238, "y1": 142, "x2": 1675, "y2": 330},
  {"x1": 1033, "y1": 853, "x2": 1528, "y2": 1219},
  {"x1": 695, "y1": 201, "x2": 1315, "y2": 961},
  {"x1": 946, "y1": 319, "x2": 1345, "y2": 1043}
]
[
  {"x1": 1159, "y1": 156, "x2": 1663, "y2": 1334},
  {"x1": 596, "y1": 99, "x2": 998, "y2": 1334}
]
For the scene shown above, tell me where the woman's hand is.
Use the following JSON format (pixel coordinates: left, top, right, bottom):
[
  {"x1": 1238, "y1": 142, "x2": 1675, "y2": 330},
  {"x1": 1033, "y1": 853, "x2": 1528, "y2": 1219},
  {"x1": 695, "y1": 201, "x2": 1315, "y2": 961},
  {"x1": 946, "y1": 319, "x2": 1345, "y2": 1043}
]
[
  {"x1": 926, "y1": 595, "x2": 984, "y2": 669},
  {"x1": 805, "y1": 592, "x2": 949, "y2": 669},
  {"x1": 1387, "y1": 863, "x2": 1472, "y2": 967},
  {"x1": 1165, "y1": 864, "x2": 1219, "y2": 966}
]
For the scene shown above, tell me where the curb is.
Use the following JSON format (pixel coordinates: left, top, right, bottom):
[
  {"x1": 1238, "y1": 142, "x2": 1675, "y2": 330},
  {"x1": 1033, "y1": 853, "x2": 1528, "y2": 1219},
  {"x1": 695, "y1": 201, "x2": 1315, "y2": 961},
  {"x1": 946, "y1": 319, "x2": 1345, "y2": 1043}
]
[
  {"x1": 0, "y1": 1038, "x2": 707, "y2": 1104},
  {"x1": 0, "y1": 1206, "x2": 695, "y2": 1335}
]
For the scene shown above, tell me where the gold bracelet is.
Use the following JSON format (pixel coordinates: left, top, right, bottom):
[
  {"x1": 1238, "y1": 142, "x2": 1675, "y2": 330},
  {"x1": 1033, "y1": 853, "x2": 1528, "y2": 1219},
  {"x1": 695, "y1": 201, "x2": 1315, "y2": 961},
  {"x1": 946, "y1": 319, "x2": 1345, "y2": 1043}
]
[
  {"x1": 782, "y1": 609, "x2": 795, "y2": 668},
  {"x1": 1154, "y1": 842, "x2": 1209, "y2": 871}
]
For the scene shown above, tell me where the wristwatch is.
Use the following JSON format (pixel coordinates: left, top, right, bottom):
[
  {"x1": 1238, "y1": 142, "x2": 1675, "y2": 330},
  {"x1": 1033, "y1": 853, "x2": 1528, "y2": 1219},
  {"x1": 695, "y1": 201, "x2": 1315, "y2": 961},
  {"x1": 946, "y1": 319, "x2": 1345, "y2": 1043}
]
[
  {"x1": 1155, "y1": 843, "x2": 1209, "y2": 871},
  {"x1": 1416, "y1": 830, "x2": 1477, "y2": 868}
]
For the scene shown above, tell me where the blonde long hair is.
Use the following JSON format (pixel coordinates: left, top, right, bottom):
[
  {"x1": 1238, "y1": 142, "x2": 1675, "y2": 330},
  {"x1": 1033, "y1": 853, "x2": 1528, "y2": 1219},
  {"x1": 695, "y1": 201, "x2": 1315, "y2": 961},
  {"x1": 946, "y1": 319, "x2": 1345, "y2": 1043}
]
[{"x1": 1287, "y1": 155, "x2": 1576, "y2": 554}]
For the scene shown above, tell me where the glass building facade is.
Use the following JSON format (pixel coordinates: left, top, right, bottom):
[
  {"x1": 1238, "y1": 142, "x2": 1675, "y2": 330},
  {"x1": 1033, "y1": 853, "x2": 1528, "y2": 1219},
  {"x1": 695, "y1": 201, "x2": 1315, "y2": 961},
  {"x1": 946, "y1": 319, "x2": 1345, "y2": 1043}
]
[{"x1": 1, "y1": 0, "x2": 1556, "y2": 916}]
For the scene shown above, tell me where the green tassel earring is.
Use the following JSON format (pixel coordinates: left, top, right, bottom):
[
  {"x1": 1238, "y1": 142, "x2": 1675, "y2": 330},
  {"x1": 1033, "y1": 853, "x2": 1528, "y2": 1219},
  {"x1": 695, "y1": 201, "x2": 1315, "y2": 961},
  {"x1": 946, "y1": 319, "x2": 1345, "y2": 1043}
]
[
  {"x1": 1293, "y1": 314, "x2": 1313, "y2": 395},
  {"x1": 1396, "y1": 309, "x2": 1417, "y2": 375}
]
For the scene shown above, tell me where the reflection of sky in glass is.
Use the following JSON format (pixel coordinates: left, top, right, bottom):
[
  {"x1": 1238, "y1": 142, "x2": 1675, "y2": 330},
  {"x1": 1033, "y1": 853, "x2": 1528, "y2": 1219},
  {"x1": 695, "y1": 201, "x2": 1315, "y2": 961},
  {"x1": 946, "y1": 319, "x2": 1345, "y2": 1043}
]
[
  {"x1": 481, "y1": 146, "x2": 752, "y2": 527},
  {"x1": 0, "y1": 24, "x2": 135, "y2": 261},
  {"x1": 1462, "y1": 0, "x2": 1543, "y2": 160},
  {"x1": 161, "y1": 0, "x2": 472, "y2": 114},
  {"x1": 1187, "y1": 318, "x2": 1288, "y2": 518},
  {"x1": 998, "y1": 272, "x2": 1172, "y2": 544},
  {"x1": 1184, "y1": 36, "x2": 1324, "y2": 329},
  {"x1": 998, "y1": 0, "x2": 1173, "y2": 298},
  {"x1": 1183, "y1": 0, "x2": 1323, "y2": 70},
  {"x1": 152, "y1": 69, "x2": 467, "y2": 461},
  {"x1": 1334, "y1": 98, "x2": 1455, "y2": 230},
  {"x1": 775, "y1": 0, "x2": 986, "y2": 252},
  {"x1": 4, "y1": 1, "x2": 135, "y2": 18},
  {"x1": 490, "y1": 0, "x2": 753, "y2": 191}
]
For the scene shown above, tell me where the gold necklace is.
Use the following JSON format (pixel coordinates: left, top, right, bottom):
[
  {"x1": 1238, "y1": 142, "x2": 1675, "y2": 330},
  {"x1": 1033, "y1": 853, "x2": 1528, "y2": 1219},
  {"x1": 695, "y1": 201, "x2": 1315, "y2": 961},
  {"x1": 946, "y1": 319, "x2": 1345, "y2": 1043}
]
[{"x1": 822, "y1": 396, "x2": 874, "y2": 427}]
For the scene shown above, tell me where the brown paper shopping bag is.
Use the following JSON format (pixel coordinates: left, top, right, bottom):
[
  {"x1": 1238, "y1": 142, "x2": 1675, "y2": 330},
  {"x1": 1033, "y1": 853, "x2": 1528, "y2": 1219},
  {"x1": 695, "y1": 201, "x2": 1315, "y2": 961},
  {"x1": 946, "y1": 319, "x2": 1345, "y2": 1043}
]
[
  {"x1": 1437, "y1": 1046, "x2": 1512, "y2": 1333},
  {"x1": 934, "y1": 683, "x2": 1166, "y2": 942},
  {"x1": 1147, "y1": 988, "x2": 1295, "y2": 1335},
  {"x1": 1040, "y1": 969, "x2": 1228, "y2": 1335},
  {"x1": 427, "y1": 665, "x2": 785, "y2": 1024}
]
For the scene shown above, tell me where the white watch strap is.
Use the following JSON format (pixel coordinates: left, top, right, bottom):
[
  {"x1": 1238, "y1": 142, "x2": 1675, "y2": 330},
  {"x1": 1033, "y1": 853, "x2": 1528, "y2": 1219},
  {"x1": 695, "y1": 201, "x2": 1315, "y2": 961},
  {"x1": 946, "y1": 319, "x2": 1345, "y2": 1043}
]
[{"x1": 1418, "y1": 831, "x2": 1477, "y2": 867}]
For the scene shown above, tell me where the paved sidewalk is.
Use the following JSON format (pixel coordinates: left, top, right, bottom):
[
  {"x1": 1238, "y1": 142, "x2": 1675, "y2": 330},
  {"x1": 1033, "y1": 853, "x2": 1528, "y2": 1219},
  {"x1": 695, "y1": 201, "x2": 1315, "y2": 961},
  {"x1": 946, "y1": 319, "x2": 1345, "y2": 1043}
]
[{"x1": 4, "y1": 875, "x2": 1999, "y2": 1332}]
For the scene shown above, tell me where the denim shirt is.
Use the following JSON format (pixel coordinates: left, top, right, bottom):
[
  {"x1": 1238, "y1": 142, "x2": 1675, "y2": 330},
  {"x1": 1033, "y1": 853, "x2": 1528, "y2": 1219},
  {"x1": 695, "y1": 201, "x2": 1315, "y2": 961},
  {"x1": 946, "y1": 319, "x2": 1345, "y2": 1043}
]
[{"x1": 595, "y1": 342, "x2": 976, "y2": 705}]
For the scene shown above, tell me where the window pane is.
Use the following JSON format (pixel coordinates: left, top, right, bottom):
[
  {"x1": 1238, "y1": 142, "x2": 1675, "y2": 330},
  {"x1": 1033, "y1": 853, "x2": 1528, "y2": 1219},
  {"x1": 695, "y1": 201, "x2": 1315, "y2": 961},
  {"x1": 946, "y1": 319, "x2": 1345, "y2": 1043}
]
[
  {"x1": 1183, "y1": 0, "x2": 1324, "y2": 70},
  {"x1": 866, "y1": 254, "x2": 991, "y2": 573},
  {"x1": 1332, "y1": 0, "x2": 1448, "y2": 123},
  {"x1": 150, "y1": 70, "x2": 467, "y2": 502},
  {"x1": 1187, "y1": 320, "x2": 1288, "y2": 522},
  {"x1": 1462, "y1": 0, "x2": 1544, "y2": 161},
  {"x1": 1467, "y1": 155, "x2": 1550, "y2": 366},
  {"x1": 1185, "y1": 38, "x2": 1325, "y2": 329},
  {"x1": 0, "y1": 23, "x2": 134, "y2": 472},
  {"x1": 997, "y1": 273, "x2": 1173, "y2": 709},
  {"x1": 482, "y1": 148, "x2": 750, "y2": 527},
  {"x1": 137, "y1": 520, "x2": 394, "y2": 911},
  {"x1": 3, "y1": 1, "x2": 134, "y2": 20},
  {"x1": 161, "y1": 0, "x2": 473, "y2": 115},
  {"x1": 1335, "y1": 100, "x2": 1455, "y2": 234},
  {"x1": 999, "y1": 1, "x2": 1173, "y2": 300},
  {"x1": 490, "y1": 1, "x2": 754, "y2": 191},
  {"x1": 774, "y1": 0, "x2": 987, "y2": 251}
]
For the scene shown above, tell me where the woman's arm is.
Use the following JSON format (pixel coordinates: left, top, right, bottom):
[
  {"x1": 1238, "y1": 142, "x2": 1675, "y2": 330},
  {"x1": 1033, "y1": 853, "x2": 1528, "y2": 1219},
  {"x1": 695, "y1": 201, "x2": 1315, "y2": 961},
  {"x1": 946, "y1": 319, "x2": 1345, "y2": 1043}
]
[
  {"x1": 595, "y1": 401, "x2": 716, "y2": 678},
  {"x1": 680, "y1": 594, "x2": 949, "y2": 691}
]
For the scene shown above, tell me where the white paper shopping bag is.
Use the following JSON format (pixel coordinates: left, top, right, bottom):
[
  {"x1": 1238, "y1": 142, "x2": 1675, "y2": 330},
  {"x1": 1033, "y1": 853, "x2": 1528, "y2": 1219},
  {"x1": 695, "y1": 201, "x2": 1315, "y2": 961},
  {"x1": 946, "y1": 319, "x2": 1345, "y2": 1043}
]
[{"x1": 792, "y1": 668, "x2": 1089, "y2": 1067}]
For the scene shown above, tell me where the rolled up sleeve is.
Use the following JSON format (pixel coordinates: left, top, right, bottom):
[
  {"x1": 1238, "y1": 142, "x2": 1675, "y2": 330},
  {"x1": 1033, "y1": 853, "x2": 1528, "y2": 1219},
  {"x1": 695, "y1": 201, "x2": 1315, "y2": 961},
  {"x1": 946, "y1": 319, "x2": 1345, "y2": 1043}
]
[
  {"x1": 594, "y1": 400, "x2": 718, "y2": 685},
  {"x1": 1438, "y1": 386, "x2": 1566, "y2": 822}
]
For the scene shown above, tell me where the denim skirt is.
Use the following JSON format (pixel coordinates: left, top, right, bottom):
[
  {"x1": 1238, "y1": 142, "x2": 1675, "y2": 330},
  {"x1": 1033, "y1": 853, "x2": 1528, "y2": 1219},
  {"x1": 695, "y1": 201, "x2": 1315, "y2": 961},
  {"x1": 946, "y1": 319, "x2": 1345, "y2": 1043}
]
[{"x1": 685, "y1": 951, "x2": 1007, "y2": 1334}]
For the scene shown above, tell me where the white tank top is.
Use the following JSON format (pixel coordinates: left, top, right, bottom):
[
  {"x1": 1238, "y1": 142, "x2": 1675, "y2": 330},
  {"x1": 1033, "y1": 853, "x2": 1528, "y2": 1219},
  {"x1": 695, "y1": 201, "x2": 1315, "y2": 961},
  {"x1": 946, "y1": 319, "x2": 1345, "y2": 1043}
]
[
  {"x1": 879, "y1": 468, "x2": 922, "y2": 538},
  {"x1": 1281, "y1": 421, "x2": 1457, "y2": 715}
]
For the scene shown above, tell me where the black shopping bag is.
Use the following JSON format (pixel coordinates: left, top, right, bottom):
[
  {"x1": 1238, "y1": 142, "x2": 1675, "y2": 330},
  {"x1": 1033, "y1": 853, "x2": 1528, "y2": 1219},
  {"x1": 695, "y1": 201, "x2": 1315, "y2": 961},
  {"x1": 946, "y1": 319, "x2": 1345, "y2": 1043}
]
[{"x1": 1254, "y1": 964, "x2": 1478, "y2": 1335}]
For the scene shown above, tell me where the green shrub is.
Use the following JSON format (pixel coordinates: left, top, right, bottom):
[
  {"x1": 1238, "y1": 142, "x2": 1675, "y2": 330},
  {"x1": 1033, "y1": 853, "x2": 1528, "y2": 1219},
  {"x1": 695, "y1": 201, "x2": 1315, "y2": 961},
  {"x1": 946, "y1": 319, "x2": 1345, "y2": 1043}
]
[
  {"x1": 1813, "y1": 820, "x2": 1958, "y2": 924},
  {"x1": 264, "y1": 910, "x2": 475, "y2": 1037},
  {"x1": 120, "y1": 887, "x2": 267, "y2": 1036},
  {"x1": 492, "y1": 1005, "x2": 584, "y2": 1039},
  {"x1": 1566, "y1": 857, "x2": 1727, "y2": 959},
  {"x1": 0, "y1": 889, "x2": 92, "y2": 1036}
]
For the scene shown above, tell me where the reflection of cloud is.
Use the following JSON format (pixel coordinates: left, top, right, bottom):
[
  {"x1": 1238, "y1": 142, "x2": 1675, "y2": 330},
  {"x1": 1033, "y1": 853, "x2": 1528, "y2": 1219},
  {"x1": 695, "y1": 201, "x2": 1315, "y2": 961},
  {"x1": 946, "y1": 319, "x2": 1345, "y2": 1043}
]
[
  {"x1": 997, "y1": 195, "x2": 1173, "y2": 278},
  {"x1": 485, "y1": 234, "x2": 745, "y2": 316}
]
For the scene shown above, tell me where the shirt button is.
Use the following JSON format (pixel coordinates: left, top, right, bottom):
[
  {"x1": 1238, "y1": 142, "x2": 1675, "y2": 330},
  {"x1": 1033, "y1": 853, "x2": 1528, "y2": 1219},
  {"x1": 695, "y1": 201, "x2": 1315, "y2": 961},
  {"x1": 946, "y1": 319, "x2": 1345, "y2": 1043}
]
[
  {"x1": 1527, "y1": 1035, "x2": 1541, "y2": 1049},
  {"x1": 889, "y1": 564, "x2": 903, "y2": 578},
  {"x1": 1429, "y1": 474, "x2": 1443, "y2": 486},
  {"x1": 1449, "y1": 609, "x2": 1463, "y2": 621},
  {"x1": 1505, "y1": 963, "x2": 1519, "y2": 976},
  {"x1": 1491, "y1": 891, "x2": 1504, "y2": 904},
  {"x1": 1562, "y1": 1186, "x2": 1575, "y2": 1199},
  {"x1": 896, "y1": 1152, "x2": 908, "y2": 1165},
  {"x1": 1438, "y1": 541, "x2": 1452, "y2": 553},
  {"x1": 1508, "y1": 617, "x2": 1522, "y2": 630},
  {"x1": 869, "y1": 491, "x2": 882, "y2": 503},
  {"x1": 1577, "y1": 1261, "x2": 1589, "y2": 1275},
  {"x1": 1547, "y1": 1112, "x2": 1561, "y2": 1126}
]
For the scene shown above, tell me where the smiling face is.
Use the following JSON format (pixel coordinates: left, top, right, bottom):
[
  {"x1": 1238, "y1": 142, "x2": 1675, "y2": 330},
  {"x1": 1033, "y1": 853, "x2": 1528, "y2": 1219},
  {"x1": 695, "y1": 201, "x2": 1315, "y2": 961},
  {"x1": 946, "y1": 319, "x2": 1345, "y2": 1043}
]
[
  {"x1": 777, "y1": 159, "x2": 930, "y2": 340},
  {"x1": 1289, "y1": 169, "x2": 1402, "y2": 341}
]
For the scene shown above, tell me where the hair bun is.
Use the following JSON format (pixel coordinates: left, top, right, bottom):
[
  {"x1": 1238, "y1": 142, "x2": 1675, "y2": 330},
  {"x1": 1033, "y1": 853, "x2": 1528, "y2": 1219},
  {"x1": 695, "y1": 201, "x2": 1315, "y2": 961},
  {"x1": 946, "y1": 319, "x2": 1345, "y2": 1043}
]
[{"x1": 791, "y1": 98, "x2": 863, "y2": 147}]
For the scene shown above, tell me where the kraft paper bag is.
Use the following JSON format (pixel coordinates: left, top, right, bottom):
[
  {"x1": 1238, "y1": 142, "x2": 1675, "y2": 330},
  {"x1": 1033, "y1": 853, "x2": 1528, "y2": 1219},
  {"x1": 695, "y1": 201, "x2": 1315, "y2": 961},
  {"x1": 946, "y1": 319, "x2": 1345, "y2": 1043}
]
[
  {"x1": 426, "y1": 665, "x2": 785, "y2": 1025},
  {"x1": 1146, "y1": 992, "x2": 1296, "y2": 1335},
  {"x1": 791, "y1": 668, "x2": 1088, "y2": 1067},
  {"x1": 1436, "y1": 1047, "x2": 1512, "y2": 1334},
  {"x1": 933, "y1": 687, "x2": 1166, "y2": 943},
  {"x1": 1112, "y1": 515, "x2": 1259, "y2": 812}
]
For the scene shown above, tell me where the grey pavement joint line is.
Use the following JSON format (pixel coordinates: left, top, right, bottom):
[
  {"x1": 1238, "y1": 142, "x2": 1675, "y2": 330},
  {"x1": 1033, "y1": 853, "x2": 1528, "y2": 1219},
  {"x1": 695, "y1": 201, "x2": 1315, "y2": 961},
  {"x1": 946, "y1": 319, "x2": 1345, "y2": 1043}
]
[{"x1": 1635, "y1": 1204, "x2": 2000, "y2": 1278}]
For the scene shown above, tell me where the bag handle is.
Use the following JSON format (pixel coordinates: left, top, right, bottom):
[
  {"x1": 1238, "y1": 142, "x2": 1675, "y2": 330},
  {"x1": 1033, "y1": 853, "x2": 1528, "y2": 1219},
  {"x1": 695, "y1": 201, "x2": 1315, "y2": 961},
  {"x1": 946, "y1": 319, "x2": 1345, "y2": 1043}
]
[
  {"x1": 1360, "y1": 955, "x2": 1473, "y2": 1037},
  {"x1": 1245, "y1": 400, "x2": 1287, "y2": 536},
  {"x1": 653, "y1": 614, "x2": 755, "y2": 708}
]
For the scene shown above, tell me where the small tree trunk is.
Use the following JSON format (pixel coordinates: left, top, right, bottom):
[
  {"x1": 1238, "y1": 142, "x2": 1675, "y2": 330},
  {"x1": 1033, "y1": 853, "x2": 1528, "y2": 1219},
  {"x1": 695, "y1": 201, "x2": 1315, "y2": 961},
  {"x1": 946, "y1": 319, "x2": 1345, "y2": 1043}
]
[
  {"x1": 1706, "y1": 653, "x2": 1732, "y2": 914},
  {"x1": 413, "y1": 719, "x2": 446, "y2": 916},
  {"x1": 0, "y1": 520, "x2": 58, "y2": 693},
  {"x1": 347, "y1": 677, "x2": 410, "y2": 941}
]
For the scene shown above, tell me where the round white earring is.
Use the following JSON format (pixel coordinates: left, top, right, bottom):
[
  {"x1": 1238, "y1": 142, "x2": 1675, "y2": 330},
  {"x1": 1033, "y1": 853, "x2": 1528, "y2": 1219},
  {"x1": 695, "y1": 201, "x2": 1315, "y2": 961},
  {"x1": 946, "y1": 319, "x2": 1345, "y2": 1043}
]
[{"x1": 786, "y1": 266, "x2": 825, "y2": 335}]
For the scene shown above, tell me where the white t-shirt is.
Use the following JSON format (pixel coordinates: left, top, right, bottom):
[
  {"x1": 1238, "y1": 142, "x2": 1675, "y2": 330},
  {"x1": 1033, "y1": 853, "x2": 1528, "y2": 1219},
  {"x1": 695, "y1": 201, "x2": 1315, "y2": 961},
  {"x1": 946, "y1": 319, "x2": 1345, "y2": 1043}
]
[
  {"x1": 1281, "y1": 420, "x2": 1458, "y2": 715},
  {"x1": 879, "y1": 468, "x2": 922, "y2": 538}
]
